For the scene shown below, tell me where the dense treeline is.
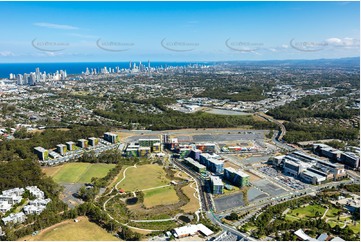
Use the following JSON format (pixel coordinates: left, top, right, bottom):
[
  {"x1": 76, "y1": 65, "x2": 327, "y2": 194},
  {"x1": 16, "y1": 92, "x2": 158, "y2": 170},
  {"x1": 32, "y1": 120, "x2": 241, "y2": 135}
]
[
  {"x1": 95, "y1": 106, "x2": 276, "y2": 130},
  {"x1": 267, "y1": 92, "x2": 359, "y2": 143},
  {"x1": 268, "y1": 93, "x2": 359, "y2": 121},
  {"x1": 0, "y1": 126, "x2": 108, "y2": 161},
  {"x1": 283, "y1": 123, "x2": 359, "y2": 143},
  {"x1": 196, "y1": 86, "x2": 266, "y2": 101}
]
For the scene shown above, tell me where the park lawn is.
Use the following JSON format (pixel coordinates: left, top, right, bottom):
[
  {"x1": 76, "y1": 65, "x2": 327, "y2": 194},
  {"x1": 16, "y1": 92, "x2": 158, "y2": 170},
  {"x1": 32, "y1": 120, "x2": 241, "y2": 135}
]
[
  {"x1": 78, "y1": 163, "x2": 116, "y2": 183},
  {"x1": 289, "y1": 204, "x2": 326, "y2": 219},
  {"x1": 285, "y1": 214, "x2": 300, "y2": 222},
  {"x1": 327, "y1": 216, "x2": 359, "y2": 233},
  {"x1": 348, "y1": 221, "x2": 360, "y2": 234},
  {"x1": 143, "y1": 186, "x2": 179, "y2": 208},
  {"x1": 119, "y1": 164, "x2": 170, "y2": 191},
  {"x1": 180, "y1": 183, "x2": 200, "y2": 213},
  {"x1": 42, "y1": 166, "x2": 62, "y2": 177},
  {"x1": 129, "y1": 220, "x2": 178, "y2": 231},
  {"x1": 44, "y1": 163, "x2": 115, "y2": 183},
  {"x1": 326, "y1": 206, "x2": 343, "y2": 218},
  {"x1": 20, "y1": 217, "x2": 117, "y2": 241}
]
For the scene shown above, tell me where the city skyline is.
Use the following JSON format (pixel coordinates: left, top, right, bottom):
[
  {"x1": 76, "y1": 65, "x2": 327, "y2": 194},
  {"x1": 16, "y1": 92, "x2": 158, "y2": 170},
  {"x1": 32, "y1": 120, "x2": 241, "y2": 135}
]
[{"x1": 0, "y1": 1, "x2": 359, "y2": 62}]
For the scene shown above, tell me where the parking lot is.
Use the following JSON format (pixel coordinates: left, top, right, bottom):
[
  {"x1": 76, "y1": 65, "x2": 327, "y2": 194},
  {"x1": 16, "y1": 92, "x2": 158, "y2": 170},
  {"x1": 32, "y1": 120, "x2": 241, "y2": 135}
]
[
  {"x1": 193, "y1": 132, "x2": 264, "y2": 142},
  {"x1": 60, "y1": 183, "x2": 84, "y2": 208},
  {"x1": 252, "y1": 179, "x2": 287, "y2": 197},
  {"x1": 258, "y1": 166, "x2": 309, "y2": 190},
  {"x1": 247, "y1": 187, "x2": 268, "y2": 203},
  {"x1": 214, "y1": 192, "x2": 245, "y2": 212}
]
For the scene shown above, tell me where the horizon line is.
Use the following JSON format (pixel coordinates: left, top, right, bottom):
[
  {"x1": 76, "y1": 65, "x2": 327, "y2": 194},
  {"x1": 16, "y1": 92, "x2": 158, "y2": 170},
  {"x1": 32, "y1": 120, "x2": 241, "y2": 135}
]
[{"x1": 0, "y1": 56, "x2": 359, "y2": 64}]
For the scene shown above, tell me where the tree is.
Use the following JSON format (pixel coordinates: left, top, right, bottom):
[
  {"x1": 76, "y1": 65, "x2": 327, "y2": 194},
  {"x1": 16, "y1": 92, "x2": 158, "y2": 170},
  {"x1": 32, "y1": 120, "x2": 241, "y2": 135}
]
[{"x1": 226, "y1": 212, "x2": 239, "y2": 221}]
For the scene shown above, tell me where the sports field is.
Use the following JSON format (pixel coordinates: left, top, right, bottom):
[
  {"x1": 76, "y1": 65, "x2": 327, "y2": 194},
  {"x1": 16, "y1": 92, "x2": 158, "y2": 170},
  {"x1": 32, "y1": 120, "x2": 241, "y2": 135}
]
[
  {"x1": 143, "y1": 186, "x2": 179, "y2": 208},
  {"x1": 118, "y1": 164, "x2": 170, "y2": 191},
  {"x1": 43, "y1": 163, "x2": 115, "y2": 183},
  {"x1": 20, "y1": 217, "x2": 117, "y2": 241}
]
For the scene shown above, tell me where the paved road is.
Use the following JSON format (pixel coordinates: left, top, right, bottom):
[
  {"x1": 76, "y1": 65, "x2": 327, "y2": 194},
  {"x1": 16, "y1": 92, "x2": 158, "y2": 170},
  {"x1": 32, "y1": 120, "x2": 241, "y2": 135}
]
[
  {"x1": 206, "y1": 211, "x2": 256, "y2": 241},
  {"x1": 255, "y1": 112, "x2": 286, "y2": 142}
]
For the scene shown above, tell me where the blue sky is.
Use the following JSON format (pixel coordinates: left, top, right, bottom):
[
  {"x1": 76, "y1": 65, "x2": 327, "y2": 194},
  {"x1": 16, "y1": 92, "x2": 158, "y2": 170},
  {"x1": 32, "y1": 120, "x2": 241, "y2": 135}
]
[{"x1": 0, "y1": 1, "x2": 359, "y2": 62}]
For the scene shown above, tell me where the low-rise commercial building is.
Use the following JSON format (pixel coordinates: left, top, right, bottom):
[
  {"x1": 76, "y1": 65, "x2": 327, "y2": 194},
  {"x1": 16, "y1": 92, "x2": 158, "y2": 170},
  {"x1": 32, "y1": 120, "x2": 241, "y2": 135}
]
[
  {"x1": 196, "y1": 143, "x2": 216, "y2": 154},
  {"x1": 315, "y1": 160, "x2": 346, "y2": 179},
  {"x1": 340, "y1": 152, "x2": 360, "y2": 169},
  {"x1": 300, "y1": 169, "x2": 327, "y2": 185},
  {"x1": 172, "y1": 224, "x2": 213, "y2": 238}
]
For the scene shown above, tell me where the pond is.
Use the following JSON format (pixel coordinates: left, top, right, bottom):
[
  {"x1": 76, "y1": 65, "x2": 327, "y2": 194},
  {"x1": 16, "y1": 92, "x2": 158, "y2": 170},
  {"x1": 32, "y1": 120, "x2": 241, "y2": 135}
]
[
  {"x1": 178, "y1": 215, "x2": 191, "y2": 223},
  {"x1": 126, "y1": 197, "x2": 138, "y2": 205}
]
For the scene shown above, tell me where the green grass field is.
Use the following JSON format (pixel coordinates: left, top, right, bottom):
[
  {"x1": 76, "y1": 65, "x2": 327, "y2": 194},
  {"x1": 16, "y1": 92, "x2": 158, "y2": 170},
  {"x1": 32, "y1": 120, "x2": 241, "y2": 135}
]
[
  {"x1": 21, "y1": 217, "x2": 117, "y2": 241},
  {"x1": 118, "y1": 164, "x2": 170, "y2": 191},
  {"x1": 43, "y1": 163, "x2": 115, "y2": 183},
  {"x1": 288, "y1": 204, "x2": 326, "y2": 219},
  {"x1": 143, "y1": 186, "x2": 179, "y2": 208}
]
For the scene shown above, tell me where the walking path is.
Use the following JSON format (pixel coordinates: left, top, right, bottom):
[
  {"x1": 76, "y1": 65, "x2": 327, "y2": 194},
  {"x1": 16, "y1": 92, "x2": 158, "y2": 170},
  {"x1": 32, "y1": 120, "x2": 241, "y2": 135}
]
[
  {"x1": 321, "y1": 206, "x2": 329, "y2": 219},
  {"x1": 140, "y1": 184, "x2": 171, "y2": 192}
]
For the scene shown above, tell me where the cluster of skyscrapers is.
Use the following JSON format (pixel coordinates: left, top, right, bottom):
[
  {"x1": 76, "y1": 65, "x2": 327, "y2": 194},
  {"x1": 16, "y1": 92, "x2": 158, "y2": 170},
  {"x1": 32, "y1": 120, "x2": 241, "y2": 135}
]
[
  {"x1": 83, "y1": 60, "x2": 151, "y2": 76},
  {"x1": 10, "y1": 68, "x2": 67, "y2": 85}
]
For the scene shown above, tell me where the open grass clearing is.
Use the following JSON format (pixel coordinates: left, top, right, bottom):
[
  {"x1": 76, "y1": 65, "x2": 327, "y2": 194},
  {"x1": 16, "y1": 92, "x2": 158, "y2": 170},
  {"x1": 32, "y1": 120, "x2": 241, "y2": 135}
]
[
  {"x1": 129, "y1": 220, "x2": 178, "y2": 231},
  {"x1": 180, "y1": 183, "x2": 200, "y2": 213},
  {"x1": 118, "y1": 164, "x2": 170, "y2": 191},
  {"x1": 19, "y1": 216, "x2": 117, "y2": 241},
  {"x1": 288, "y1": 204, "x2": 326, "y2": 219},
  {"x1": 43, "y1": 163, "x2": 115, "y2": 183},
  {"x1": 143, "y1": 186, "x2": 179, "y2": 208}
]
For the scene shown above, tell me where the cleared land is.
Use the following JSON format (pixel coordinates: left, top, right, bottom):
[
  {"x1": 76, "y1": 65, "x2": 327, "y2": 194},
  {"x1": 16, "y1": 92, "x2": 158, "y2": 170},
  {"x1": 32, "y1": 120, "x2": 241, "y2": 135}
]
[
  {"x1": 43, "y1": 163, "x2": 115, "y2": 183},
  {"x1": 180, "y1": 183, "x2": 200, "y2": 213},
  {"x1": 20, "y1": 216, "x2": 117, "y2": 241},
  {"x1": 143, "y1": 186, "x2": 179, "y2": 208},
  {"x1": 118, "y1": 164, "x2": 170, "y2": 191}
]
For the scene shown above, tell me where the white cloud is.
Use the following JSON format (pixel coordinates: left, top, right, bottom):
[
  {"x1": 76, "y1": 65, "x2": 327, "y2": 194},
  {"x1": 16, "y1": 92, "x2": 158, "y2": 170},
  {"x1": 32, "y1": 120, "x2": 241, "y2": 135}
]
[
  {"x1": 0, "y1": 51, "x2": 15, "y2": 57},
  {"x1": 67, "y1": 33, "x2": 98, "y2": 39},
  {"x1": 281, "y1": 44, "x2": 289, "y2": 49},
  {"x1": 326, "y1": 38, "x2": 342, "y2": 45},
  {"x1": 34, "y1": 22, "x2": 79, "y2": 30},
  {"x1": 325, "y1": 37, "x2": 359, "y2": 47}
]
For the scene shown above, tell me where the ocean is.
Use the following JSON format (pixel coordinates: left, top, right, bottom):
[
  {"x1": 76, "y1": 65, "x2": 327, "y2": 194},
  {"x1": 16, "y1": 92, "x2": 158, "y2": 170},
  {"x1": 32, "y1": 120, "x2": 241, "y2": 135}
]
[{"x1": 0, "y1": 62, "x2": 213, "y2": 78}]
